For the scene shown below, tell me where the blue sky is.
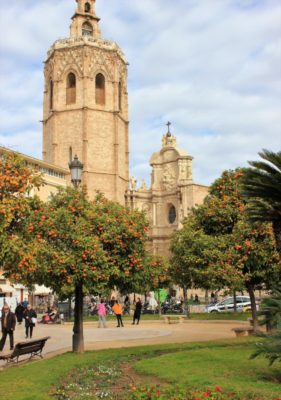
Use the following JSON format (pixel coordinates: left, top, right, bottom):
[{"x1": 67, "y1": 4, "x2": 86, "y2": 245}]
[{"x1": 0, "y1": 0, "x2": 280, "y2": 186}]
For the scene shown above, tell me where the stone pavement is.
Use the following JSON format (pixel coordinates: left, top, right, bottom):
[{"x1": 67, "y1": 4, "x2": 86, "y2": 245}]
[{"x1": 0, "y1": 319, "x2": 245, "y2": 365}]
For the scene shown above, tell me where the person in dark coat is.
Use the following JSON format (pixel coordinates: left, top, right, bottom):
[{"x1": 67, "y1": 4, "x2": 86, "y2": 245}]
[
  {"x1": 0, "y1": 304, "x2": 16, "y2": 351},
  {"x1": 132, "y1": 298, "x2": 142, "y2": 325},
  {"x1": 15, "y1": 302, "x2": 25, "y2": 324},
  {"x1": 23, "y1": 304, "x2": 37, "y2": 339}
]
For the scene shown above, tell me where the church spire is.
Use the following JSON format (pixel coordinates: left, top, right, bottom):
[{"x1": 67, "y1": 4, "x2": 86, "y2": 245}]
[{"x1": 70, "y1": 0, "x2": 101, "y2": 39}]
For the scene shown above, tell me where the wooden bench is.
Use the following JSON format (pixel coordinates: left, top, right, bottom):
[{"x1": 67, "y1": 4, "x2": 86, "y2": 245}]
[
  {"x1": 232, "y1": 327, "x2": 254, "y2": 337},
  {"x1": 0, "y1": 336, "x2": 50, "y2": 364},
  {"x1": 163, "y1": 315, "x2": 186, "y2": 324}
]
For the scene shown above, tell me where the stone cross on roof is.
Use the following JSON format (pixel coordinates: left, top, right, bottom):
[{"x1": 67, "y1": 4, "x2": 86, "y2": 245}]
[{"x1": 166, "y1": 121, "x2": 172, "y2": 137}]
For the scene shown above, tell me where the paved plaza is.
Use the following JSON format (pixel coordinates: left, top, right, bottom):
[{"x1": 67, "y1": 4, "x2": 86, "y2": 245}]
[{"x1": 0, "y1": 319, "x2": 245, "y2": 366}]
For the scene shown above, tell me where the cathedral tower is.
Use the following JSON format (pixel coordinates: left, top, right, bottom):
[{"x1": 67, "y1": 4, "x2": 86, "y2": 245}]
[{"x1": 42, "y1": 0, "x2": 129, "y2": 203}]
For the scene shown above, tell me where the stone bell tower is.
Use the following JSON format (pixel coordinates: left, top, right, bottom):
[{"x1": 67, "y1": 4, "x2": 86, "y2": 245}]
[{"x1": 42, "y1": 0, "x2": 129, "y2": 203}]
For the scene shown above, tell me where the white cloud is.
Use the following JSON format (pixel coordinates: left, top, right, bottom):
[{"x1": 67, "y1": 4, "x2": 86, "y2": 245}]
[{"x1": 0, "y1": 0, "x2": 280, "y2": 187}]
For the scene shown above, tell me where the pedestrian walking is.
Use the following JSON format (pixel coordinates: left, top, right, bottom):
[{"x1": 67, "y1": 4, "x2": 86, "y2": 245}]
[
  {"x1": 23, "y1": 304, "x2": 37, "y2": 339},
  {"x1": 112, "y1": 300, "x2": 124, "y2": 327},
  {"x1": 124, "y1": 295, "x2": 131, "y2": 315},
  {"x1": 15, "y1": 302, "x2": 25, "y2": 324},
  {"x1": 97, "y1": 299, "x2": 107, "y2": 328},
  {"x1": 110, "y1": 296, "x2": 116, "y2": 307},
  {"x1": 0, "y1": 304, "x2": 16, "y2": 352},
  {"x1": 132, "y1": 298, "x2": 142, "y2": 325}
]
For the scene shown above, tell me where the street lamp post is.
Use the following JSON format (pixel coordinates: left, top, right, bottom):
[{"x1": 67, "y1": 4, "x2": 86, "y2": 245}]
[
  {"x1": 69, "y1": 155, "x2": 83, "y2": 187},
  {"x1": 68, "y1": 155, "x2": 84, "y2": 352}
]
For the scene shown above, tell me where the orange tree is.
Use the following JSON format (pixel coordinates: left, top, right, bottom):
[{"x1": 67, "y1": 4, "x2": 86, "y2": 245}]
[
  {"x1": 145, "y1": 254, "x2": 171, "y2": 313},
  {"x1": 4, "y1": 187, "x2": 149, "y2": 353},
  {"x1": 170, "y1": 170, "x2": 280, "y2": 327},
  {"x1": 0, "y1": 153, "x2": 42, "y2": 271},
  {"x1": 116, "y1": 253, "x2": 170, "y2": 299}
]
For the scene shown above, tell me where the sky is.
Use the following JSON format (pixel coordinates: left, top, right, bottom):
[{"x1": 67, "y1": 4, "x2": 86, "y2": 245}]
[{"x1": 0, "y1": 0, "x2": 280, "y2": 187}]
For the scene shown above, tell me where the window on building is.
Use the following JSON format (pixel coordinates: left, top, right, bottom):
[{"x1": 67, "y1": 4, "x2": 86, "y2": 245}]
[
  {"x1": 69, "y1": 147, "x2": 73, "y2": 162},
  {"x1": 168, "y1": 205, "x2": 176, "y2": 224},
  {"x1": 118, "y1": 81, "x2": 122, "y2": 111},
  {"x1": 49, "y1": 80, "x2": 54, "y2": 109},
  {"x1": 66, "y1": 72, "x2": 76, "y2": 105},
  {"x1": 82, "y1": 22, "x2": 93, "y2": 36},
  {"x1": 84, "y1": 2, "x2": 91, "y2": 13},
  {"x1": 95, "y1": 73, "x2": 105, "y2": 105}
]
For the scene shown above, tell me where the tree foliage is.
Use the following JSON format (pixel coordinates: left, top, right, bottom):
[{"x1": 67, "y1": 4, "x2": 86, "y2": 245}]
[
  {"x1": 251, "y1": 287, "x2": 281, "y2": 365},
  {"x1": 0, "y1": 153, "x2": 43, "y2": 274},
  {"x1": 241, "y1": 149, "x2": 281, "y2": 257},
  {"x1": 170, "y1": 169, "x2": 280, "y2": 310},
  {"x1": 4, "y1": 188, "x2": 149, "y2": 295}
]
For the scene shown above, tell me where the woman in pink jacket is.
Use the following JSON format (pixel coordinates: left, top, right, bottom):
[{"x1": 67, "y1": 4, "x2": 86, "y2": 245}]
[{"x1": 97, "y1": 299, "x2": 107, "y2": 328}]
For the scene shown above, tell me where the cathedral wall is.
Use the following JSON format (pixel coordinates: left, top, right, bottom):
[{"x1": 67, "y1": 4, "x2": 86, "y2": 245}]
[
  {"x1": 116, "y1": 116, "x2": 128, "y2": 181},
  {"x1": 43, "y1": 118, "x2": 55, "y2": 164},
  {"x1": 53, "y1": 110, "x2": 84, "y2": 168},
  {"x1": 87, "y1": 111, "x2": 115, "y2": 172},
  {"x1": 86, "y1": 173, "x2": 116, "y2": 200},
  {"x1": 191, "y1": 184, "x2": 209, "y2": 206}
]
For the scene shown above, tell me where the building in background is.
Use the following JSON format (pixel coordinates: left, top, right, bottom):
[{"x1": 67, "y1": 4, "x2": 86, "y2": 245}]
[
  {"x1": 126, "y1": 126, "x2": 208, "y2": 257},
  {"x1": 0, "y1": 0, "x2": 208, "y2": 302}
]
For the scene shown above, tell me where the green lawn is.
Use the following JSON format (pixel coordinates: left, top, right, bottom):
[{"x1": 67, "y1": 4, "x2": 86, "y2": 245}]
[
  {"x1": 0, "y1": 339, "x2": 279, "y2": 399},
  {"x1": 134, "y1": 343, "x2": 281, "y2": 398},
  {"x1": 80, "y1": 311, "x2": 252, "y2": 322}
]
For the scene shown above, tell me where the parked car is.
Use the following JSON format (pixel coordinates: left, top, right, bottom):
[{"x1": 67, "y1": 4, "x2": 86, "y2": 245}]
[{"x1": 205, "y1": 296, "x2": 257, "y2": 313}]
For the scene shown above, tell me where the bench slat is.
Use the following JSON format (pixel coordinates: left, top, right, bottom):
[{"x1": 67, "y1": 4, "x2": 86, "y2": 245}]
[{"x1": 0, "y1": 336, "x2": 50, "y2": 363}]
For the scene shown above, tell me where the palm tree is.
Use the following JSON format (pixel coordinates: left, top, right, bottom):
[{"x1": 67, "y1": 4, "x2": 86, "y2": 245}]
[
  {"x1": 250, "y1": 287, "x2": 281, "y2": 365},
  {"x1": 241, "y1": 149, "x2": 281, "y2": 258}
]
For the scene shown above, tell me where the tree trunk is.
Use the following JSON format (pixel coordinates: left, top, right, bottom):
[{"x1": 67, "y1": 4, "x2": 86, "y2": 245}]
[
  {"x1": 205, "y1": 290, "x2": 209, "y2": 304},
  {"x1": 73, "y1": 281, "x2": 84, "y2": 353},
  {"x1": 183, "y1": 286, "x2": 189, "y2": 317},
  {"x1": 158, "y1": 287, "x2": 162, "y2": 316},
  {"x1": 273, "y1": 220, "x2": 281, "y2": 260},
  {"x1": 246, "y1": 283, "x2": 258, "y2": 332},
  {"x1": 68, "y1": 297, "x2": 72, "y2": 321},
  {"x1": 233, "y1": 290, "x2": 237, "y2": 313}
]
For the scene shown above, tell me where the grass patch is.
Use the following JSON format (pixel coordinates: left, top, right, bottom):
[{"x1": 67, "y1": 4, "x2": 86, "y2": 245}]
[
  {"x1": 79, "y1": 312, "x2": 252, "y2": 322},
  {"x1": 189, "y1": 312, "x2": 252, "y2": 321},
  {"x1": 0, "y1": 339, "x2": 279, "y2": 399},
  {"x1": 134, "y1": 343, "x2": 281, "y2": 399}
]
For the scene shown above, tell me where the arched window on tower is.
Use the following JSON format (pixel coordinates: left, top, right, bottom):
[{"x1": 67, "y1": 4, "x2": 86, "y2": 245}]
[
  {"x1": 118, "y1": 81, "x2": 122, "y2": 111},
  {"x1": 95, "y1": 73, "x2": 105, "y2": 105},
  {"x1": 168, "y1": 205, "x2": 177, "y2": 224},
  {"x1": 82, "y1": 22, "x2": 93, "y2": 37},
  {"x1": 84, "y1": 2, "x2": 91, "y2": 13},
  {"x1": 69, "y1": 146, "x2": 73, "y2": 162},
  {"x1": 66, "y1": 72, "x2": 76, "y2": 105},
  {"x1": 49, "y1": 80, "x2": 54, "y2": 110}
]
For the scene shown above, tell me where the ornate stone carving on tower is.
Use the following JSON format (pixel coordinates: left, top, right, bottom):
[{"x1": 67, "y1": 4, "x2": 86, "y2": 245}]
[{"x1": 42, "y1": 0, "x2": 129, "y2": 203}]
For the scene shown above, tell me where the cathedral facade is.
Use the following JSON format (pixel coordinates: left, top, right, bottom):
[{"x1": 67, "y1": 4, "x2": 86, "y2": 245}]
[
  {"x1": 0, "y1": 0, "x2": 209, "y2": 300},
  {"x1": 2, "y1": 0, "x2": 208, "y2": 270},
  {"x1": 42, "y1": 0, "x2": 208, "y2": 256}
]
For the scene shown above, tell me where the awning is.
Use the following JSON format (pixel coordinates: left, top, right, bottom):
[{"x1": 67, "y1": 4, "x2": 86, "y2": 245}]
[
  {"x1": 13, "y1": 284, "x2": 27, "y2": 290},
  {"x1": 0, "y1": 284, "x2": 16, "y2": 294},
  {"x1": 34, "y1": 285, "x2": 52, "y2": 296}
]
